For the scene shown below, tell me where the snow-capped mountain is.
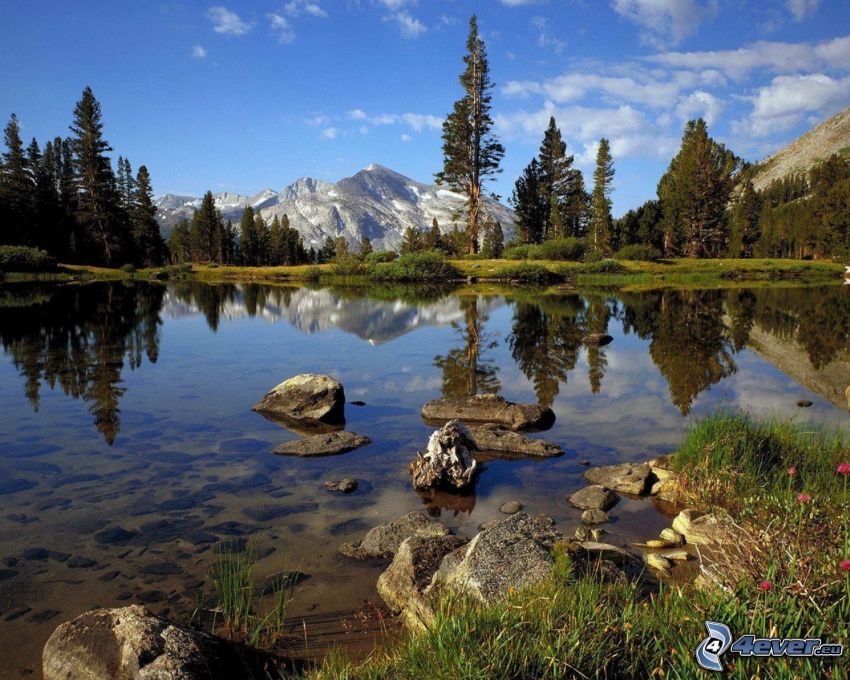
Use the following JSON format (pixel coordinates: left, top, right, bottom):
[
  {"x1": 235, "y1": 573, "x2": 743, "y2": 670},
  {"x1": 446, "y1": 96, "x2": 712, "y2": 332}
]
[{"x1": 155, "y1": 164, "x2": 514, "y2": 250}]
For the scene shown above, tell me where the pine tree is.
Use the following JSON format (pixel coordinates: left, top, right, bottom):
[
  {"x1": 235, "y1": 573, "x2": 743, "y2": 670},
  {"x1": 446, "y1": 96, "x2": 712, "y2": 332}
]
[
  {"x1": 435, "y1": 15, "x2": 504, "y2": 254},
  {"x1": 169, "y1": 219, "x2": 191, "y2": 263},
  {"x1": 481, "y1": 219, "x2": 504, "y2": 258},
  {"x1": 131, "y1": 165, "x2": 166, "y2": 266},
  {"x1": 190, "y1": 191, "x2": 217, "y2": 262},
  {"x1": 0, "y1": 114, "x2": 32, "y2": 245},
  {"x1": 268, "y1": 215, "x2": 284, "y2": 265},
  {"x1": 657, "y1": 119, "x2": 738, "y2": 258},
  {"x1": 333, "y1": 236, "x2": 349, "y2": 261},
  {"x1": 400, "y1": 226, "x2": 422, "y2": 254},
  {"x1": 254, "y1": 214, "x2": 269, "y2": 265},
  {"x1": 69, "y1": 87, "x2": 124, "y2": 263},
  {"x1": 538, "y1": 116, "x2": 574, "y2": 239},
  {"x1": 511, "y1": 158, "x2": 547, "y2": 244},
  {"x1": 57, "y1": 138, "x2": 79, "y2": 258},
  {"x1": 730, "y1": 179, "x2": 761, "y2": 258},
  {"x1": 360, "y1": 236, "x2": 373, "y2": 256},
  {"x1": 28, "y1": 138, "x2": 60, "y2": 251},
  {"x1": 239, "y1": 206, "x2": 256, "y2": 265},
  {"x1": 319, "y1": 236, "x2": 336, "y2": 263},
  {"x1": 589, "y1": 138, "x2": 614, "y2": 255},
  {"x1": 563, "y1": 168, "x2": 589, "y2": 237},
  {"x1": 425, "y1": 217, "x2": 444, "y2": 252}
]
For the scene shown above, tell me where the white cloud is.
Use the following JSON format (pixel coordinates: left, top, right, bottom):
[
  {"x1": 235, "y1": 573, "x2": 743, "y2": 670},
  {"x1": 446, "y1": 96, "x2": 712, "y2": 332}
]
[
  {"x1": 192, "y1": 45, "x2": 207, "y2": 59},
  {"x1": 206, "y1": 6, "x2": 253, "y2": 35},
  {"x1": 611, "y1": 0, "x2": 717, "y2": 47},
  {"x1": 675, "y1": 90, "x2": 724, "y2": 124},
  {"x1": 283, "y1": 1, "x2": 328, "y2": 18},
  {"x1": 503, "y1": 72, "x2": 683, "y2": 108},
  {"x1": 786, "y1": 0, "x2": 819, "y2": 22},
  {"x1": 647, "y1": 34, "x2": 850, "y2": 80},
  {"x1": 732, "y1": 73, "x2": 850, "y2": 137},
  {"x1": 501, "y1": 0, "x2": 548, "y2": 5},
  {"x1": 374, "y1": 0, "x2": 411, "y2": 8},
  {"x1": 269, "y1": 13, "x2": 295, "y2": 43},
  {"x1": 321, "y1": 127, "x2": 339, "y2": 139},
  {"x1": 400, "y1": 133, "x2": 413, "y2": 142},
  {"x1": 531, "y1": 16, "x2": 566, "y2": 54},
  {"x1": 347, "y1": 109, "x2": 442, "y2": 131},
  {"x1": 388, "y1": 11, "x2": 427, "y2": 38},
  {"x1": 348, "y1": 108, "x2": 368, "y2": 121},
  {"x1": 401, "y1": 112, "x2": 442, "y2": 131},
  {"x1": 306, "y1": 115, "x2": 329, "y2": 127}
]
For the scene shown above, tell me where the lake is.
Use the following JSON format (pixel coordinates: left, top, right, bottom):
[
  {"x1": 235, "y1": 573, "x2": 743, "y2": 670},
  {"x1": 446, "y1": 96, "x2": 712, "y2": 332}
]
[{"x1": 2, "y1": 280, "x2": 850, "y2": 677}]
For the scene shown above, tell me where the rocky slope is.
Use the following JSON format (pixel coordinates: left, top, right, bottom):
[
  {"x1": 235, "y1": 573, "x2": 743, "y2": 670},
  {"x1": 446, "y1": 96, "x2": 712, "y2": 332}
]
[
  {"x1": 155, "y1": 164, "x2": 514, "y2": 250},
  {"x1": 751, "y1": 105, "x2": 850, "y2": 191}
]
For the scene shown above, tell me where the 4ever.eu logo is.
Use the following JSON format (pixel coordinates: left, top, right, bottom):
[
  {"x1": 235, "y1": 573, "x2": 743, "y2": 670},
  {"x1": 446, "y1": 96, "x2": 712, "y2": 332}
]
[{"x1": 696, "y1": 621, "x2": 844, "y2": 671}]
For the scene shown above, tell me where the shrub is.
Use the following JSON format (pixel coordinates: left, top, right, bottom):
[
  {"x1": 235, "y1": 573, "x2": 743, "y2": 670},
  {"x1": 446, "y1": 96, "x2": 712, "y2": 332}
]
[
  {"x1": 303, "y1": 266, "x2": 323, "y2": 282},
  {"x1": 581, "y1": 258, "x2": 627, "y2": 274},
  {"x1": 534, "y1": 237, "x2": 587, "y2": 261},
  {"x1": 370, "y1": 251, "x2": 462, "y2": 282},
  {"x1": 119, "y1": 263, "x2": 136, "y2": 274},
  {"x1": 0, "y1": 246, "x2": 57, "y2": 272},
  {"x1": 615, "y1": 244, "x2": 662, "y2": 261},
  {"x1": 498, "y1": 263, "x2": 562, "y2": 285},
  {"x1": 365, "y1": 250, "x2": 398, "y2": 264},
  {"x1": 504, "y1": 244, "x2": 533, "y2": 260},
  {"x1": 331, "y1": 255, "x2": 367, "y2": 276}
]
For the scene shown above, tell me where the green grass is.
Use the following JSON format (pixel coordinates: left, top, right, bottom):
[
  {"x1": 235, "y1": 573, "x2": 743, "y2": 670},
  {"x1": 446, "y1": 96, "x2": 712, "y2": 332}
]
[{"x1": 300, "y1": 411, "x2": 850, "y2": 679}]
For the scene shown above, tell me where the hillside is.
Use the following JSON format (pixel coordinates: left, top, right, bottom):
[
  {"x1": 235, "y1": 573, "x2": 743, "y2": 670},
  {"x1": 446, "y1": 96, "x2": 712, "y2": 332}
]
[
  {"x1": 155, "y1": 165, "x2": 514, "y2": 250},
  {"x1": 751, "y1": 105, "x2": 850, "y2": 191}
]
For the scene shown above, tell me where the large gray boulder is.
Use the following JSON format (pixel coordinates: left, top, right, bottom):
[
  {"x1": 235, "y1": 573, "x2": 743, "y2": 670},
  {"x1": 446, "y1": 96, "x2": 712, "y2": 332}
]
[
  {"x1": 339, "y1": 511, "x2": 450, "y2": 560},
  {"x1": 252, "y1": 374, "x2": 345, "y2": 425},
  {"x1": 583, "y1": 462, "x2": 653, "y2": 495},
  {"x1": 428, "y1": 513, "x2": 562, "y2": 603},
  {"x1": 421, "y1": 394, "x2": 555, "y2": 431},
  {"x1": 272, "y1": 431, "x2": 370, "y2": 457},
  {"x1": 468, "y1": 424, "x2": 562, "y2": 458},
  {"x1": 377, "y1": 534, "x2": 469, "y2": 629},
  {"x1": 43, "y1": 605, "x2": 260, "y2": 680},
  {"x1": 409, "y1": 420, "x2": 479, "y2": 492}
]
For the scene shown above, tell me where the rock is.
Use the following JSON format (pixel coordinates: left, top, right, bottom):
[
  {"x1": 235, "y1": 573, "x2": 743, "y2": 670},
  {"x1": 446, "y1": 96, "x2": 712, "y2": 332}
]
[
  {"x1": 324, "y1": 478, "x2": 358, "y2": 493},
  {"x1": 272, "y1": 431, "x2": 370, "y2": 457},
  {"x1": 376, "y1": 534, "x2": 469, "y2": 628},
  {"x1": 43, "y1": 604, "x2": 261, "y2": 680},
  {"x1": 651, "y1": 477, "x2": 685, "y2": 504},
  {"x1": 467, "y1": 424, "x2": 562, "y2": 458},
  {"x1": 584, "y1": 463, "x2": 653, "y2": 495},
  {"x1": 409, "y1": 420, "x2": 478, "y2": 492},
  {"x1": 428, "y1": 513, "x2": 562, "y2": 603},
  {"x1": 582, "y1": 333, "x2": 613, "y2": 347},
  {"x1": 581, "y1": 509, "x2": 609, "y2": 525},
  {"x1": 659, "y1": 528, "x2": 685, "y2": 545},
  {"x1": 672, "y1": 509, "x2": 730, "y2": 546},
  {"x1": 634, "y1": 539, "x2": 677, "y2": 549},
  {"x1": 568, "y1": 485, "x2": 620, "y2": 511},
  {"x1": 645, "y1": 553, "x2": 671, "y2": 571},
  {"x1": 252, "y1": 374, "x2": 345, "y2": 425},
  {"x1": 580, "y1": 459, "x2": 591, "y2": 466},
  {"x1": 499, "y1": 501, "x2": 523, "y2": 515},
  {"x1": 575, "y1": 541, "x2": 638, "y2": 567},
  {"x1": 421, "y1": 394, "x2": 555, "y2": 432},
  {"x1": 350, "y1": 400, "x2": 366, "y2": 406},
  {"x1": 590, "y1": 528, "x2": 606, "y2": 541},
  {"x1": 574, "y1": 526, "x2": 591, "y2": 541},
  {"x1": 478, "y1": 519, "x2": 501, "y2": 532},
  {"x1": 796, "y1": 399, "x2": 813, "y2": 407},
  {"x1": 660, "y1": 550, "x2": 691, "y2": 561},
  {"x1": 339, "y1": 511, "x2": 450, "y2": 560}
]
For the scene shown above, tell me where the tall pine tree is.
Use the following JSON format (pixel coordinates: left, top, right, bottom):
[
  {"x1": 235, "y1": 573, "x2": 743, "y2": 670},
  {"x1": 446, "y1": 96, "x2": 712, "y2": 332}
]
[
  {"x1": 435, "y1": 15, "x2": 504, "y2": 254},
  {"x1": 511, "y1": 158, "x2": 547, "y2": 244},
  {"x1": 0, "y1": 114, "x2": 32, "y2": 245},
  {"x1": 589, "y1": 138, "x2": 614, "y2": 255},
  {"x1": 131, "y1": 165, "x2": 166, "y2": 266}
]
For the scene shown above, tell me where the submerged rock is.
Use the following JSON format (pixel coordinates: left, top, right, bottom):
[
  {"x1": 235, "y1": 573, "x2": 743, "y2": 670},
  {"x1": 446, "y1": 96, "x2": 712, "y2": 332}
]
[
  {"x1": 421, "y1": 394, "x2": 555, "y2": 432},
  {"x1": 672, "y1": 509, "x2": 730, "y2": 546},
  {"x1": 467, "y1": 424, "x2": 562, "y2": 458},
  {"x1": 339, "y1": 511, "x2": 450, "y2": 560},
  {"x1": 499, "y1": 501, "x2": 523, "y2": 515},
  {"x1": 324, "y1": 478, "x2": 358, "y2": 493},
  {"x1": 428, "y1": 513, "x2": 562, "y2": 603},
  {"x1": 252, "y1": 374, "x2": 345, "y2": 425},
  {"x1": 568, "y1": 485, "x2": 620, "y2": 511},
  {"x1": 584, "y1": 462, "x2": 653, "y2": 495},
  {"x1": 581, "y1": 508, "x2": 609, "y2": 525},
  {"x1": 409, "y1": 420, "x2": 478, "y2": 492},
  {"x1": 43, "y1": 604, "x2": 261, "y2": 680},
  {"x1": 272, "y1": 431, "x2": 370, "y2": 457}
]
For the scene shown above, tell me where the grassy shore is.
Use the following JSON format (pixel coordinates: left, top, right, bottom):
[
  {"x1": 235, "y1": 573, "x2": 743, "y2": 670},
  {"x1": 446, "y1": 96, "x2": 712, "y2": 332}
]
[{"x1": 301, "y1": 411, "x2": 849, "y2": 679}]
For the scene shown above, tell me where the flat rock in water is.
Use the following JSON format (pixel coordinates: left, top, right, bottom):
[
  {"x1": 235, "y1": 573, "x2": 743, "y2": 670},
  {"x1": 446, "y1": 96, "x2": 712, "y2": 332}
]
[
  {"x1": 581, "y1": 508, "x2": 609, "y2": 525},
  {"x1": 324, "y1": 478, "x2": 358, "y2": 493},
  {"x1": 272, "y1": 431, "x2": 370, "y2": 457},
  {"x1": 468, "y1": 424, "x2": 562, "y2": 457},
  {"x1": 252, "y1": 373, "x2": 345, "y2": 425},
  {"x1": 576, "y1": 541, "x2": 639, "y2": 567},
  {"x1": 584, "y1": 462, "x2": 653, "y2": 495},
  {"x1": 42, "y1": 604, "x2": 263, "y2": 680},
  {"x1": 568, "y1": 485, "x2": 620, "y2": 511},
  {"x1": 428, "y1": 512, "x2": 562, "y2": 603},
  {"x1": 421, "y1": 394, "x2": 555, "y2": 432},
  {"x1": 672, "y1": 509, "x2": 730, "y2": 546},
  {"x1": 339, "y1": 511, "x2": 450, "y2": 560},
  {"x1": 499, "y1": 501, "x2": 523, "y2": 514},
  {"x1": 583, "y1": 333, "x2": 613, "y2": 347},
  {"x1": 796, "y1": 399, "x2": 813, "y2": 407}
]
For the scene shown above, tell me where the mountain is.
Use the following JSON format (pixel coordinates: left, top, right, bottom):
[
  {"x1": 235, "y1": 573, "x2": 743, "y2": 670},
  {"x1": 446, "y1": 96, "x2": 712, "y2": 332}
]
[
  {"x1": 155, "y1": 164, "x2": 515, "y2": 250},
  {"x1": 751, "y1": 106, "x2": 850, "y2": 191}
]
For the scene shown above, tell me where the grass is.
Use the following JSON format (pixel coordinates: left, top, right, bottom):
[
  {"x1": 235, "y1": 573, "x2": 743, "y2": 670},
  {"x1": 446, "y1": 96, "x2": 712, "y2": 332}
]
[{"x1": 300, "y1": 411, "x2": 850, "y2": 679}]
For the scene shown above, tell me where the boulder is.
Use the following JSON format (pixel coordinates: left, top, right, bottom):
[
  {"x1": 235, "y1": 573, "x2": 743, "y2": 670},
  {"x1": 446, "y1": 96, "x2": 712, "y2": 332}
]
[
  {"x1": 376, "y1": 534, "x2": 469, "y2": 628},
  {"x1": 568, "y1": 485, "x2": 620, "y2": 511},
  {"x1": 252, "y1": 374, "x2": 345, "y2": 425},
  {"x1": 409, "y1": 420, "x2": 478, "y2": 492},
  {"x1": 43, "y1": 605, "x2": 260, "y2": 680},
  {"x1": 421, "y1": 394, "x2": 555, "y2": 432},
  {"x1": 499, "y1": 501, "x2": 523, "y2": 515},
  {"x1": 339, "y1": 511, "x2": 450, "y2": 560},
  {"x1": 581, "y1": 509, "x2": 609, "y2": 525},
  {"x1": 583, "y1": 462, "x2": 653, "y2": 495},
  {"x1": 428, "y1": 513, "x2": 562, "y2": 603},
  {"x1": 272, "y1": 431, "x2": 370, "y2": 457},
  {"x1": 672, "y1": 509, "x2": 730, "y2": 546},
  {"x1": 324, "y1": 478, "x2": 358, "y2": 493},
  {"x1": 467, "y1": 424, "x2": 562, "y2": 458},
  {"x1": 582, "y1": 333, "x2": 613, "y2": 347}
]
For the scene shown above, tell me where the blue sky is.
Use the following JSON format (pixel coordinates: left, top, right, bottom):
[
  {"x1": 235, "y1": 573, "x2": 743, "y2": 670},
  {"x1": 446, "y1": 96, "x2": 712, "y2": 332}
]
[{"x1": 1, "y1": 1, "x2": 849, "y2": 215}]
